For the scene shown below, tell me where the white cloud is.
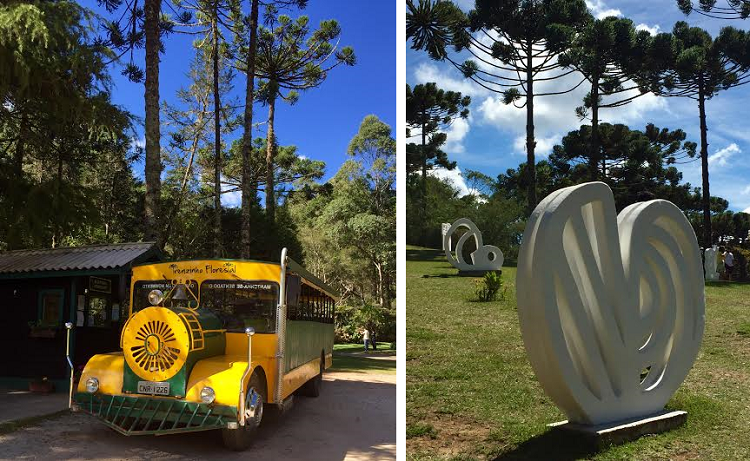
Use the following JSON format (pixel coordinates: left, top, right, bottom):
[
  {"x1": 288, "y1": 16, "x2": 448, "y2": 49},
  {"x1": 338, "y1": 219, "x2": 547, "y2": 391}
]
[
  {"x1": 636, "y1": 23, "x2": 660, "y2": 35},
  {"x1": 413, "y1": 62, "x2": 482, "y2": 98},
  {"x1": 586, "y1": 0, "x2": 622, "y2": 19},
  {"x1": 512, "y1": 134, "x2": 561, "y2": 157},
  {"x1": 444, "y1": 117, "x2": 471, "y2": 154},
  {"x1": 131, "y1": 137, "x2": 145, "y2": 149},
  {"x1": 708, "y1": 143, "x2": 740, "y2": 167},
  {"x1": 742, "y1": 185, "x2": 750, "y2": 195},
  {"x1": 430, "y1": 166, "x2": 473, "y2": 197},
  {"x1": 478, "y1": 75, "x2": 667, "y2": 154},
  {"x1": 220, "y1": 175, "x2": 241, "y2": 208},
  {"x1": 743, "y1": 206, "x2": 750, "y2": 214}
]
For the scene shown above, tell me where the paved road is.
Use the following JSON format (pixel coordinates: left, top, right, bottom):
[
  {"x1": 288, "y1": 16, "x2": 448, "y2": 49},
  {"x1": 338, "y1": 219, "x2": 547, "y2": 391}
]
[{"x1": 0, "y1": 372, "x2": 395, "y2": 460}]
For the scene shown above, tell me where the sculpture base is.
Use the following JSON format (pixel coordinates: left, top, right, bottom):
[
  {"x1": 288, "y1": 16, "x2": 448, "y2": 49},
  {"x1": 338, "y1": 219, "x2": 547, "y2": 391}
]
[
  {"x1": 457, "y1": 269, "x2": 502, "y2": 277},
  {"x1": 549, "y1": 410, "x2": 687, "y2": 449}
]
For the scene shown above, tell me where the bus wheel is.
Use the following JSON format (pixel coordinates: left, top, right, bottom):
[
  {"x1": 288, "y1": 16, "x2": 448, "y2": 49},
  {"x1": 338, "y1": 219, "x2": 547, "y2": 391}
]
[
  {"x1": 299, "y1": 352, "x2": 324, "y2": 398},
  {"x1": 222, "y1": 372, "x2": 265, "y2": 451}
]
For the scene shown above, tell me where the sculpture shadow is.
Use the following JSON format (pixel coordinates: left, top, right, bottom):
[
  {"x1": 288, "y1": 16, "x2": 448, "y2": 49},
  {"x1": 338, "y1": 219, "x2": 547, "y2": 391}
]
[
  {"x1": 420, "y1": 273, "x2": 461, "y2": 279},
  {"x1": 406, "y1": 247, "x2": 443, "y2": 262},
  {"x1": 705, "y1": 281, "x2": 750, "y2": 288},
  {"x1": 492, "y1": 428, "x2": 601, "y2": 461}
]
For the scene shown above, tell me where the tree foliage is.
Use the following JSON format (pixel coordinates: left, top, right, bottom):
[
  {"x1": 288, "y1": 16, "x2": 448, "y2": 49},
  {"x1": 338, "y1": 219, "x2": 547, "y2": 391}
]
[
  {"x1": 558, "y1": 16, "x2": 655, "y2": 179},
  {"x1": 0, "y1": 1, "x2": 141, "y2": 249},
  {"x1": 407, "y1": 0, "x2": 589, "y2": 213},
  {"x1": 289, "y1": 115, "x2": 396, "y2": 340},
  {"x1": 645, "y1": 22, "x2": 750, "y2": 246},
  {"x1": 255, "y1": 13, "x2": 355, "y2": 223}
]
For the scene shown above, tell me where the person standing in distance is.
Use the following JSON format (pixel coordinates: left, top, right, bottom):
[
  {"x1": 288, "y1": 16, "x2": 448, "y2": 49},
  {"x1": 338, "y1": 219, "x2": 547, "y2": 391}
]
[
  {"x1": 363, "y1": 327, "x2": 370, "y2": 352},
  {"x1": 724, "y1": 248, "x2": 735, "y2": 281}
]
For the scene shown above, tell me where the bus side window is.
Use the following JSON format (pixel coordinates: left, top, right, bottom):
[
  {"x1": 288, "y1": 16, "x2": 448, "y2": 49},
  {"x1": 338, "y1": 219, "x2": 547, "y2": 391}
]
[{"x1": 286, "y1": 275, "x2": 301, "y2": 320}]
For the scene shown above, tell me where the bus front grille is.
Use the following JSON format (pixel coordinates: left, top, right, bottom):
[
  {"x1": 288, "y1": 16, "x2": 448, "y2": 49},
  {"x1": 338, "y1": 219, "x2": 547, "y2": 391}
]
[{"x1": 73, "y1": 393, "x2": 236, "y2": 435}]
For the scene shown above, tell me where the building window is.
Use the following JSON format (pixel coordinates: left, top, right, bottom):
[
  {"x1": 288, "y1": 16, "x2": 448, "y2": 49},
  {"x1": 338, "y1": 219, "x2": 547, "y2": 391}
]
[
  {"x1": 38, "y1": 289, "x2": 64, "y2": 327},
  {"x1": 87, "y1": 296, "x2": 110, "y2": 327}
]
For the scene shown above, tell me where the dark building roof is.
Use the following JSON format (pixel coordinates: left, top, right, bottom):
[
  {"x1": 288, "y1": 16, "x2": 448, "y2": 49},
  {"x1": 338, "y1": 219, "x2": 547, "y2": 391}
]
[{"x1": 0, "y1": 242, "x2": 160, "y2": 275}]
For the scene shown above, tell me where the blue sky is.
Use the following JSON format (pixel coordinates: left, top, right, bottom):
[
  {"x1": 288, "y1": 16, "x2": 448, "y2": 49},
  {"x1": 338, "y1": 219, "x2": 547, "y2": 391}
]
[
  {"x1": 78, "y1": 0, "x2": 396, "y2": 206},
  {"x1": 407, "y1": 0, "x2": 750, "y2": 213}
]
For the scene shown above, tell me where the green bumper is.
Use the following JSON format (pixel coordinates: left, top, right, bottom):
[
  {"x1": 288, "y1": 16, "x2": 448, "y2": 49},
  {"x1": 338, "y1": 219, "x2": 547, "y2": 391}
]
[{"x1": 73, "y1": 392, "x2": 237, "y2": 436}]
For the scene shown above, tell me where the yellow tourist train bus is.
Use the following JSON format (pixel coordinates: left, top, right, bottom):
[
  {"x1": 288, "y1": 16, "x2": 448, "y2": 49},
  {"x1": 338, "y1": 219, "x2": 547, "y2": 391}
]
[{"x1": 71, "y1": 249, "x2": 337, "y2": 450}]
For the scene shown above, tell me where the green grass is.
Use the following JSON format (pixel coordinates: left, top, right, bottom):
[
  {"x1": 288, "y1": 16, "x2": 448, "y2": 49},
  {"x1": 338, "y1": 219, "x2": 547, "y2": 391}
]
[
  {"x1": 330, "y1": 342, "x2": 396, "y2": 375},
  {"x1": 333, "y1": 342, "x2": 395, "y2": 353},
  {"x1": 406, "y1": 245, "x2": 750, "y2": 460}
]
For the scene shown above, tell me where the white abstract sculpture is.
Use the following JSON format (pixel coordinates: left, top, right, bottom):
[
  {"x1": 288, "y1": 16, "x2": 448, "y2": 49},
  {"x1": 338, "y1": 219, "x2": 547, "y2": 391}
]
[
  {"x1": 516, "y1": 182, "x2": 705, "y2": 425},
  {"x1": 443, "y1": 218, "x2": 503, "y2": 272},
  {"x1": 704, "y1": 245, "x2": 720, "y2": 281},
  {"x1": 441, "y1": 223, "x2": 451, "y2": 251}
]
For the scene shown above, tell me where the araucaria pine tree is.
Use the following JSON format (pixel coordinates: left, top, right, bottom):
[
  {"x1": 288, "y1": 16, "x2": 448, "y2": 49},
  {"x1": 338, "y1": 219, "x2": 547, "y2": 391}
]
[
  {"x1": 407, "y1": 0, "x2": 588, "y2": 213},
  {"x1": 558, "y1": 16, "x2": 655, "y2": 180},
  {"x1": 647, "y1": 22, "x2": 750, "y2": 246},
  {"x1": 255, "y1": 15, "x2": 355, "y2": 224},
  {"x1": 405, "y1": 82, "x2": 469, "y2": 245}
]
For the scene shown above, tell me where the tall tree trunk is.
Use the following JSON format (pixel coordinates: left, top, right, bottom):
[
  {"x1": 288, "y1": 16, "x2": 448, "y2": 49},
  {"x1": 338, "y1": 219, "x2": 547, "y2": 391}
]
[
  {"x1": 525, "y1": 41, "x2": 536, "y2": 214},
  {"x1": 265, "y1": 95, "x2": 276, "y2": 223},
  {"x1": 420, "y1": 119, "x2": 427, "y2": 246},
  {"x1": 212, "y1": 14, "x2": 223, "y2": 258},
  {"x1": 240, "y1": 0, "x2": 260, "y2": 259},
  {"x1": 144, "y1": 0, "x2": 162, "y2": 246},
  {"x1": 590, "y1": 76, "x2": 600, "y2": 181},
  {"x1": 14, "y1": 112, "x2": 27, "y2": 176},
  {"x1": 698, "y1": 79, "x2": 711, "y2": 247},
  {"x1": 52, "y1": 153, "x2": 64, "y2": 248}
]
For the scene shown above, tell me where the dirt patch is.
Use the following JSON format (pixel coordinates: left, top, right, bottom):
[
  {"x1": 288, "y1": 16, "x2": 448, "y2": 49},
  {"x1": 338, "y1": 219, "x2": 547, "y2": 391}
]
[
  {"x1": 408, "y1": 414, "x2": 495, "y2": 459},
  {"x1": 0, "y1": 372, "x2": 395, "y2": 461}
]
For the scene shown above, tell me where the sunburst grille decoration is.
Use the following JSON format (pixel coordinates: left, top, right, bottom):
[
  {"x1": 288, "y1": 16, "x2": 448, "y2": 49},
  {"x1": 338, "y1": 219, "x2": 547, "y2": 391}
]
[{"x1": 123, "y1": 307, "x2": 190, "y2": 381}]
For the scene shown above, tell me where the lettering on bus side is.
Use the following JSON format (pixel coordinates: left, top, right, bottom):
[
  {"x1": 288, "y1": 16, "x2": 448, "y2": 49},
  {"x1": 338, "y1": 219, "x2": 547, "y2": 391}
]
[{"x1": 165, "y1": 262, "x2": 238, "y2": 275}]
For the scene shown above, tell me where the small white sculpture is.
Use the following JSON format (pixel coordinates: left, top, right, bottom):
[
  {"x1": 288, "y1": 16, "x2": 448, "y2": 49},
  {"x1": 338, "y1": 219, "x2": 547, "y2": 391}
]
[
  {"x1": 443, "y1": 218, "x2": 503, "y2": 272},
  {"x1": 704, "y1": 245, "x2": 720, "y2": 281},
  {"x1": 517, "y1": 182, "x2": 705, "y2": 425},
  {"x1": 441, "y1": 223, "x2": 451, "y2": 251}
]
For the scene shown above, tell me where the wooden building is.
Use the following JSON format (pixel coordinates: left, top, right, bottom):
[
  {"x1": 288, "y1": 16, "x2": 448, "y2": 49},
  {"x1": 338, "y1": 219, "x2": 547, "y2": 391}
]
[{"x1": 0, "y1": 243, "x2": 161, "y2": 390}]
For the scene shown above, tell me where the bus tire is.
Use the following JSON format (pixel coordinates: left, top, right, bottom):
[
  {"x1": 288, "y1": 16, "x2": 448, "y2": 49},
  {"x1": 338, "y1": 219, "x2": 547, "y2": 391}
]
[
  {"x1": 299, "y1": 352, "x2": 324, "y2": 398},
  {"x1": 221, "y1": 372, "x2": 265, "y2": 451}
]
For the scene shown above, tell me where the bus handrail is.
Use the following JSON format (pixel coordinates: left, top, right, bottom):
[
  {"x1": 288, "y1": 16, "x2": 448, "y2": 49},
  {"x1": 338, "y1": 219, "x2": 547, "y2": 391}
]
[
  {"x1": 239, "y1": 327, "x2": 254, "y2": 426},
  {"x1": 65, "y1": 322, "x2": 74, "y2": 409},
  {"x1": 275, "y1": 248, "x2": 288, "y2": 404}
]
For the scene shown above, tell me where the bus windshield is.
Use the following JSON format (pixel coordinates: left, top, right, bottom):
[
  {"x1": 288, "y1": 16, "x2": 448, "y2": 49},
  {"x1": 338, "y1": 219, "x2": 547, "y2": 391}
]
[{"x1": 199, "y1": 280, "x2": 278, "y2": 333}]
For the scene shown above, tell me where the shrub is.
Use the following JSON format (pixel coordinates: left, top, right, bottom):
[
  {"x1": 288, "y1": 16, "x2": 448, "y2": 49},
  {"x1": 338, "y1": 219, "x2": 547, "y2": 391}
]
[
  {"x1": 732, "y1": 246, "x2": 749, "y2": 282},
  {"x1": 475, "y1": 271, "x2": 504, "y2": 302},
  {"x1": 334, "y1": 303, "x2": 396, "y2": 343}
]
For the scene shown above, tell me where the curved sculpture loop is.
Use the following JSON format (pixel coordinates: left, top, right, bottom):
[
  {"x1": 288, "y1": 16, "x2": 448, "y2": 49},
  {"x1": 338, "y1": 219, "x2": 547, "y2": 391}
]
[
  {"x1": 704, "y1": 245, "x2": 720, "y2": 281},
  {"x1": 516, "y1": 182, "x2": 705, "y2": 425},
  {"x1": 443, "y1": 218, "x2": 503, "y2": 272}
]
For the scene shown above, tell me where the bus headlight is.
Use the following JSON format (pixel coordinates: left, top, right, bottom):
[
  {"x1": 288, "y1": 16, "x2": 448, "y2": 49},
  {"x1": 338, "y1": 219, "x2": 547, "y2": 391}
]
[
  {"x1": 148, "y1": 289, "x2": 164, "y2": 305},
  {"x1": 200, "y1": 386, "x2": 216, "y2": 404},
  {"x1": 85, "y1": 377, "x2": 99, "y2": 393}
]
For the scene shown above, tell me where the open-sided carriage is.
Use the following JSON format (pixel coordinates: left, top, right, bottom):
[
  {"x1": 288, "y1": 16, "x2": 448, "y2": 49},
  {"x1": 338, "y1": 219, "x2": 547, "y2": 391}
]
[{"x1": 70, "y1": 249, "x2": 337, "y2": 450}]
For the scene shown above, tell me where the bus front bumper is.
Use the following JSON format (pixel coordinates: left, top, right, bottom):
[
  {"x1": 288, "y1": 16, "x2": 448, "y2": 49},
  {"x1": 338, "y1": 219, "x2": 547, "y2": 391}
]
[{"x1": 73, "y1": 392, "x2": 238, "y2": 436}]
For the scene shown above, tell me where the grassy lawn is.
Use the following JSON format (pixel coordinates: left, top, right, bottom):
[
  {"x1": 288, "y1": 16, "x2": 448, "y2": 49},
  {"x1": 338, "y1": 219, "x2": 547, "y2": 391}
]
[
  {"x1": 330, "y1": 342, "x2": 396, "y2": 375},
  {"x1": 334, "y1": 342, "x2": 395, "y2": 353},
  {"x1": 406, "y1": 245, "x2": 750, "y2": 460}
]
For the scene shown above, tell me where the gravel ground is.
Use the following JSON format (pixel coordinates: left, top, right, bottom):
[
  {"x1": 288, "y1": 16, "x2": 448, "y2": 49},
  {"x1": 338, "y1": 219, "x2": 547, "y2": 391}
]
[{"x1": 0, "y1": 372, "x2": 395, "y2": 461}]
